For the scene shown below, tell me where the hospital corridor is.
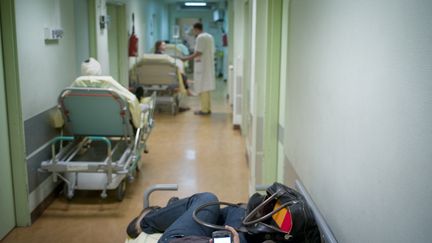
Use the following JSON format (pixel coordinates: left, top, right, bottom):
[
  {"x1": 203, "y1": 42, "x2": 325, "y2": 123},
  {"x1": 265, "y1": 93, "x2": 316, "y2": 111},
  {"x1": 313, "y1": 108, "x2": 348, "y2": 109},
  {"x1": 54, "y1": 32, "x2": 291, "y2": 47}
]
[
  {"x1": 1, "y1": 80, "x2": 250, "y2": 242},
  {"x1": 1, "y1": 0, "x2": 432, "y2": 243}
]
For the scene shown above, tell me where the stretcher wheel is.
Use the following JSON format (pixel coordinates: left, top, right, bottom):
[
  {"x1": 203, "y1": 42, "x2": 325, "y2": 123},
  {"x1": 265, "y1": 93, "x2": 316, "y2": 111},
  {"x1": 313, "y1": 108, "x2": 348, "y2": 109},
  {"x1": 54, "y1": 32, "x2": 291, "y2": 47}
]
[
  {"x1": 127, "y1": 174, "x2": 135, "y2": 183},
  {"x1": 116, "y1": 179, "x2": 127, "y2": 201},
  {"x1": 171, "y1": 103, "x2": 178, "y2": 115},
  {"x1": 63, "y1": 183, "x2": 74, "y2": 200}
]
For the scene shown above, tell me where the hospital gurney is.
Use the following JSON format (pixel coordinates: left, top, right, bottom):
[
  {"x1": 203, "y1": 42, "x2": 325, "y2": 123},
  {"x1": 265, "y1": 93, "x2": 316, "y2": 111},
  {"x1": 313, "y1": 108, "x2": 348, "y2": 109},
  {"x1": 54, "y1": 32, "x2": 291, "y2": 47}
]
[
  {"x1": 125, "y1": 184, "x2": 332, "y2": 243},
  {"x1": 40, "y1": 87, "x2": 156, "y2": 200},
  {"x1": 130, "y1": 54, "x2": 186, "y2": 115}
]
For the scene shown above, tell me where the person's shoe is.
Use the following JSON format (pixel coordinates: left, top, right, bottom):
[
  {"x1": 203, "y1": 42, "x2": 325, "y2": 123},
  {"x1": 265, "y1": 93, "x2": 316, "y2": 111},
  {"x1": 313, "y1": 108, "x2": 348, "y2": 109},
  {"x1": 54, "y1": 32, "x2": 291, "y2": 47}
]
[
  {"x1": 166, "y1": 196, "x2": 179, "y2": 206},
  {"x1": 178, "y1": 107, "x2": 190, "y2": 112},
  {"x1": 126, "y1": 206, "x2": 160, "y2": 239},
  {"x1": 194, "y1": 110, "x2": 211, "y2": 116}
]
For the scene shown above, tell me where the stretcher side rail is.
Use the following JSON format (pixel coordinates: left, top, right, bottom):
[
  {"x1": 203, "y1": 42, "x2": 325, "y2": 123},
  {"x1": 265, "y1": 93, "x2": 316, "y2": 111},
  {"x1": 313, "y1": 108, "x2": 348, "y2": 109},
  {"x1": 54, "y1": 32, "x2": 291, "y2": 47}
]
[
  {"x1": 42, "y1": 135, "x2": 118, "y2": 181},
  {"x1": 136, "y1": 92, "x2": 156, "y2": 153},
  {"x1": 143, "y1": 184, "x2": 179, "y2": 208},
  {"x1": 125, "y1": 184, "x2": 179, "y2": 243}
]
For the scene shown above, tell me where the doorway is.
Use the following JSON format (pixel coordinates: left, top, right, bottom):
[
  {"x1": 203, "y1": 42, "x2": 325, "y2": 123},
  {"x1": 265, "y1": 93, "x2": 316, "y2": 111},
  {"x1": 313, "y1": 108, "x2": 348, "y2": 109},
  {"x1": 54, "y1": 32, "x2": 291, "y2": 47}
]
[
  {"x1": 176, "y1": 18, "x2": 200, "y2": 50},
  {"x1": 107, "y1": 3, "x2": 127, "y2": 87},
  {"x1": 0, "y1": 21, "x2": 16, "y2": 240}
]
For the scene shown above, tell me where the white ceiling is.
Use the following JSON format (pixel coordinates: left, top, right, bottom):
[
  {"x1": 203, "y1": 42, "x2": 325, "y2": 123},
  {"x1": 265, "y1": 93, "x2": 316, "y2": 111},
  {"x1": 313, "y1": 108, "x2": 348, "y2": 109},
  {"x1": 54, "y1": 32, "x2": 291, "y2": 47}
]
[
  {"x1": 163, "y1": 0, "x2": 225, "y2": 4},
  {"x1": 106, "y1": 0, "x2": 226, "y2": 8}
]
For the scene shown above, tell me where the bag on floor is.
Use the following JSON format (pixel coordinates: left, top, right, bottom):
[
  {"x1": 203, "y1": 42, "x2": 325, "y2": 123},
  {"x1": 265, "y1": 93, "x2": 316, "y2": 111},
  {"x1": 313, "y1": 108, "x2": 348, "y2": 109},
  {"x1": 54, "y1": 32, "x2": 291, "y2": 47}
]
[
  {"x1": 192, "y1": 183, "x2": 321, "y2": 242},
  {"x1": 243, "y1": 182, "x2": 321, "y2": 243}
]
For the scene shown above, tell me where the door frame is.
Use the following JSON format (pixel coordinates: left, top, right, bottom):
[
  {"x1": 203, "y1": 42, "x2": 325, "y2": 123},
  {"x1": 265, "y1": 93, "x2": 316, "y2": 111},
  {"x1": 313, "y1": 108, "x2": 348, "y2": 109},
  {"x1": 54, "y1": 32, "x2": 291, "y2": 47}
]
[
  {"x1": 277, "y1": 0, "x2": 291, "y2": 182},
  {"x1": 0, "y1": 9, "x2": 16, "y2": 240},
  {"x1": 88, "y1": 0, "x2": 98, "y2": 59},
  {"x1": 0, "y1": 0, "x2": 31, "y2": 227},
  {"x1": 262, "y1": 0, "x2": 283, "y2": 183},
  {"x1": 107, "y1": 3, "x2": 128, "y2": 87}
]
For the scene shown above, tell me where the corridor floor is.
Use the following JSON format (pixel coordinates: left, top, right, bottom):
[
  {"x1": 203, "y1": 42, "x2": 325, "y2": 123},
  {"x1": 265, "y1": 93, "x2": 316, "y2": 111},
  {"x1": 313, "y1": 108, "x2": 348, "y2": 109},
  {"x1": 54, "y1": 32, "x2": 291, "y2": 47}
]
[{"x1": 2, "y1": 80, "x2": 250, "y2": 243}]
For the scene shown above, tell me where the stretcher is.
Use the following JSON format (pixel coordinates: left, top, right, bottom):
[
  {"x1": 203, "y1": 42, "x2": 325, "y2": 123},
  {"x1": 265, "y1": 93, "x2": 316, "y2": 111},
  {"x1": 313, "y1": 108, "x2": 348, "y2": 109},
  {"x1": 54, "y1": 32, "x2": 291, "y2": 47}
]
[
  {"x1": 40, "y1": 87, "x2": 156, "y2": 201},
  {"x1": 124, "y1": 184, "x2": 333, "y2": 243},
  {"x1": 130, "y1": 54, "x2": 186, "y2": 115}
]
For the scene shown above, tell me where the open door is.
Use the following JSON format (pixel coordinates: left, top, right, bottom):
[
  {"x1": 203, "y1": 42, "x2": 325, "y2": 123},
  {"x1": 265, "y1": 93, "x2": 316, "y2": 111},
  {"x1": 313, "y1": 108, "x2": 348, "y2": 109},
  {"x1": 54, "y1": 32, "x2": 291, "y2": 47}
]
[
  {"x1": 0, "y1": 21, "x2": 16, "y2": 240},
  {"x1": 176, "y1": 17, "x2": 200, "y2": 50},
  {"x1": 107, "y1": 3, "x2": 128, "y2": 87}
]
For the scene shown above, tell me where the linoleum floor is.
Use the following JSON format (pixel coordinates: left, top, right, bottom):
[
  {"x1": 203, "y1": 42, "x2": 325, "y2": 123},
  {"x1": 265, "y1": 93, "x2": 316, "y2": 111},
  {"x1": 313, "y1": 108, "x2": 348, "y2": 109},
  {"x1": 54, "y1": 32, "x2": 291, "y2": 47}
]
[{"x1": 2, "y1": 80, "x2": 250, "y2": 243}]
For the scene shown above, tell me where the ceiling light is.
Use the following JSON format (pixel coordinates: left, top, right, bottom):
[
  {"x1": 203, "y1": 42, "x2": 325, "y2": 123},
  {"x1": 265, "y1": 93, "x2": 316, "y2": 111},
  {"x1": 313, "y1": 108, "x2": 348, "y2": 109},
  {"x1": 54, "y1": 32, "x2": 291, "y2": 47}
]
[{"x1": 184, "y1": 2, "x2": 207, "y2": 7}]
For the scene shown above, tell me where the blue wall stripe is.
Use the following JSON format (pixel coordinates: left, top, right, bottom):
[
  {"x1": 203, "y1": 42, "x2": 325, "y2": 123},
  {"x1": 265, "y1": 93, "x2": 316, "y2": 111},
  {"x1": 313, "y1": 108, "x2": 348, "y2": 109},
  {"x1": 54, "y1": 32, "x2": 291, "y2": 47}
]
[
  {"x1": 24, "y1": 106, "x2": 60, "y2": 193},
  {"x1": 24, "y1": 107, "x2": 59, "y2": 155}
]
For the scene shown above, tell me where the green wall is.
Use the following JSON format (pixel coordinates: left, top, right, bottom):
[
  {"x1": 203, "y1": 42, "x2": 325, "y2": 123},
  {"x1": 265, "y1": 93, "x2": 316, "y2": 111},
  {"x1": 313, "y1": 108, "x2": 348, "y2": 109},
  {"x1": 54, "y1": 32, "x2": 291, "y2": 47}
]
[
  {"x1": 15, "y1": 0, "x2": 77, "y2": 120},
  {"x1": 0, "y1": 0, "x2": 30, "y2": 227},
  {"x1": 0, "y1": 18, "x2": 16, "y2": 239},
  {"x1": 14, "y1": 0, "x2": 77, "y2": 216},
  {"x1": 74, "y1": 0, "x2": 90, "y2": 75},
  {"x1": 246, "y1": 0, "x2": 283, "y2": 185},
  {"x1": 252, "y1": 0, "x2": 267, "y2": 184},
  {"x1": 108, "y1": 4, "x2": 120, "y2": 81},
  {"x1": 262, "y1": 0, "x2": 282, "y2": 184},
  {"x1": 107, "y1": 4, "x2": 128, "y2": 87},
  {"x1": 277, "y1": 0, "x2": 290, "y2": 182}
]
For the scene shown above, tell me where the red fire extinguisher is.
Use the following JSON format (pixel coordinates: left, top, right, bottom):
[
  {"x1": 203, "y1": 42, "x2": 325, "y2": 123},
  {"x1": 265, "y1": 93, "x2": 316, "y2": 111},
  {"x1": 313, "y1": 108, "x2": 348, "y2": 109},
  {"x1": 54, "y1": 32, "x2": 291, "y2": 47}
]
[
  {"x1": 129, "y1": 13, "x2": 138, "y2": 57},
  {"x1": 222, "y1": 28, "x2": 228, "y2": 47}
]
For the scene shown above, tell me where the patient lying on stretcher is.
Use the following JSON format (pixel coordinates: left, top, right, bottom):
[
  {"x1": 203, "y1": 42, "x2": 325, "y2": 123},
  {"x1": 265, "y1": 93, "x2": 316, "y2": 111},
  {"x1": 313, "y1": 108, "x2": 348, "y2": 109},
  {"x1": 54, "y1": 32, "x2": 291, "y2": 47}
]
[
  {"x1": 130, "y1": 53, "x2": 191, "y2": 112},
  {"x1": 72, "y1": 58, "x2": 151, "y2": 128},
  {"x1": 154, "y1": 40, "x2": 193, "y2": 97}
]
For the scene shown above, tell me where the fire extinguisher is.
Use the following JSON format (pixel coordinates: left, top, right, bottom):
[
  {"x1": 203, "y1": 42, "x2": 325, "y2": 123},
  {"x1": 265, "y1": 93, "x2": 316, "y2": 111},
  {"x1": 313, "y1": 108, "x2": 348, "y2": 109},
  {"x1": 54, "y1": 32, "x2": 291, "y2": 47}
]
[
  {"x1": 222, "y1": 28, "x2": 228, "y2": 47},
  {"x1": 129, "y1": 13, "x2": 138, "y2": 57}
]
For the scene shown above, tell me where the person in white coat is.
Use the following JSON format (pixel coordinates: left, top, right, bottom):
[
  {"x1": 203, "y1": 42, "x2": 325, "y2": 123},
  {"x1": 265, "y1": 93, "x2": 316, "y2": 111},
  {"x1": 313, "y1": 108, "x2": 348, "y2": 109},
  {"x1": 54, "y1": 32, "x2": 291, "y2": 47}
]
[{"x1": 181, "y1": 22, "x2": 215, "y2": 115}]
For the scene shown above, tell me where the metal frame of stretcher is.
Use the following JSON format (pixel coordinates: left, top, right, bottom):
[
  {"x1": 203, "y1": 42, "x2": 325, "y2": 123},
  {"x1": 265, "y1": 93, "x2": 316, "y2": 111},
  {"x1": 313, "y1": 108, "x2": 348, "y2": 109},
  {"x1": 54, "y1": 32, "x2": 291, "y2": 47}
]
[
  {"x1": 125, "y1": 184, "x2": 178, "y2": 243},
  {"x1": 40, "y1": 88, "x2": 156, "y2": 201},
  {"x1": 130, "y1": 57, "x2": 185, "y2": 115}
]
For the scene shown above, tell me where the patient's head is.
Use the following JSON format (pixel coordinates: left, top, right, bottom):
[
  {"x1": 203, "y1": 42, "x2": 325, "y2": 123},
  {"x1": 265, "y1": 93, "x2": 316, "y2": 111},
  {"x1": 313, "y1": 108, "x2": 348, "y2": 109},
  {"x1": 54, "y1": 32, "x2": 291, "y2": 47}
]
[
  {"x1": 81, "y1": 57, "x2": 102, "y2": 76},
  {"x1": 154, "y1": 41, "x2": 166, "y2": 54}
]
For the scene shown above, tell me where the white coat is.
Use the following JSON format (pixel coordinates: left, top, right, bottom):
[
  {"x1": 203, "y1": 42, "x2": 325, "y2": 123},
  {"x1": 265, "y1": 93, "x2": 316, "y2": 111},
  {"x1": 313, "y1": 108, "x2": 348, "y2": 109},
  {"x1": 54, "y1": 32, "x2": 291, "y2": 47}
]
[{"x1": 193, "y1": 32, "x2": 215, "y2": 93}]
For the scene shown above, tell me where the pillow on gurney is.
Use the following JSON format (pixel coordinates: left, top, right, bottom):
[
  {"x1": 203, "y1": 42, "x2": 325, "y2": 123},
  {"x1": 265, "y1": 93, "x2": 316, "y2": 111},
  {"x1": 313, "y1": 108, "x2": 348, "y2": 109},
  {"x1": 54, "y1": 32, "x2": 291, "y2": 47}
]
[
  {"x1": 165, "y1": 43, "x2": 190, "y2": 57},
  {"x1": 132, "y1": 54, "x2": 186, "y2": 93},
  {"x1": 72, "y1": 76, "x2": 150, "y2": 128},
  {"x1": 136, "y1": 54, "x2": 185, "y2": 74}
]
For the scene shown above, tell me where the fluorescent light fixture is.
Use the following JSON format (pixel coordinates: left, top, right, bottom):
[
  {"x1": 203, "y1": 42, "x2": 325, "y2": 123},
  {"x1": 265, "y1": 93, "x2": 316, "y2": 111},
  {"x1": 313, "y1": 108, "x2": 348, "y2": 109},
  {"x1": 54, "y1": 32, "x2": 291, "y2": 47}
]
[{"x1": 184, "y1": 2, "x2": 207, "y2": 7}]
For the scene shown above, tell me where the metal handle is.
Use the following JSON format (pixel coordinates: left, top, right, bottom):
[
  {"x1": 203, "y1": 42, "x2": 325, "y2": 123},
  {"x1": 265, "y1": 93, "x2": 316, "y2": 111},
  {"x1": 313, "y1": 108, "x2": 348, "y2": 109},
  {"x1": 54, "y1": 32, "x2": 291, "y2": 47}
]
[{"x1": 143, "y1": 184, "x2": 178, "y2": 208}]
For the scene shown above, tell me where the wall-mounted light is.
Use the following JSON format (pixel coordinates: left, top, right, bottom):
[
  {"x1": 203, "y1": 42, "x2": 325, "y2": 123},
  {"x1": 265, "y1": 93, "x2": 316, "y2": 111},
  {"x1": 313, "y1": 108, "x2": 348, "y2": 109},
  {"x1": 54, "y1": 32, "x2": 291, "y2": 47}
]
[{"x1": 184, "y1": 2, "x2": 207, "y2": 7}]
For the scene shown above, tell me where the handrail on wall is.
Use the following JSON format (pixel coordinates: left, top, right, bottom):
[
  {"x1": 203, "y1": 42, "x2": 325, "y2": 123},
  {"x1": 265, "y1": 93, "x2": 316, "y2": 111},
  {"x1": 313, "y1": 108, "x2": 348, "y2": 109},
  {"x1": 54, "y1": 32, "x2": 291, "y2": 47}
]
[{"x1": 295, "y1": 180, "x2": 338, "y2": 243}]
